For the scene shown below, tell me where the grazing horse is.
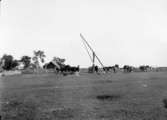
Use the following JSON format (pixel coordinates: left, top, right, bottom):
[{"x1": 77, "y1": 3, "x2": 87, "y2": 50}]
[
  {"x1": 123, "y1": 65, "x2": 133, "y2": 73},
  {"x1": 95, "y1": 66, "x2": 99, "y2": 73},
  {"x1": 103, "y1": 66, "x2": 117, "y2": 73},
  {"x1": 59, "y1": 65, "x2": 80, "y2": 75},
  {"x1": 88, "y1": 65, "x2": 99, "y2": 73},
  {"x1": 139, "y1": 65, "x2": 150, "y2": 72}
]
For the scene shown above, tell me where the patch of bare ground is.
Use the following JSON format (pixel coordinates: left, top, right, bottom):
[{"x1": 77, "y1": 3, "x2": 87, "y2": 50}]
[{"x1": 96, "y1": 94, "x2": 121, "y2": 101}]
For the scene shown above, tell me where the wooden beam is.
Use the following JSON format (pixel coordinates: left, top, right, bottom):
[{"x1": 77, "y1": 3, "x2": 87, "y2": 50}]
[{"x1": 80, "y1": 33, "x2": 105, "y2": 69}]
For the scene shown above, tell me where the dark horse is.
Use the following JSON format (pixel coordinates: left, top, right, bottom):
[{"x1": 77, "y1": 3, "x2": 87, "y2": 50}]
[
  {"x1": 123, "y1": 65, "x2": 133, "y2": 72},
  {"x1": 103, "y1": 66, "x2": 117, "y2": 73},
  {"x1": 88, "y1": 65, "x2": 99, "y2": 73},
  {"x1": 60, "y1": 65, "x2": 80, "y2": 75}
]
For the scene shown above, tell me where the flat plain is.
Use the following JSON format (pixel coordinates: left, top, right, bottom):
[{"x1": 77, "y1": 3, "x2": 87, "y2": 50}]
[{"x1": 1, "y1": 71, "x2": 167, "y2": 120}]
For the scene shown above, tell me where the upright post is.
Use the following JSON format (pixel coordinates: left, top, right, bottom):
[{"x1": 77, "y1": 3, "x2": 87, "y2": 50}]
[
  {"x1": 92, "y1": 52, "x2": 95, "y2": 73},
  {"x1": 80, "y1": 33, "x2": 106, "y2": 73}
]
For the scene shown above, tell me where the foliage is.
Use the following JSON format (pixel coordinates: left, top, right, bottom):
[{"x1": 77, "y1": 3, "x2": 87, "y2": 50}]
[
  {"x1": 53, "y1": 57, "x2": 65, "y2": 63},
  {"x1": 20, "y1": 56, "x2": 31, "y2": 69},
  {"x1": 32, "y1": 50, "x2": 46, "y2": 68},
  {"x1": 52, "y1": 57, "x2": 66, "y2": 66},
  {"x1": 1, "y1": 54, "x2": 19, "y2": 70},
  {"x1": 11, "y1": 60, "x2": 19, "y2": 69},
  {"x1": 115, "y1": 64, "x2": 119, "y2": 68}
]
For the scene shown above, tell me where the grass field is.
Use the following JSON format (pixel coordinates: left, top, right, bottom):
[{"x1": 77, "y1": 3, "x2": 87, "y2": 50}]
[{"x1": 1, "y1": 72, "x2": 167, "y2": 120}]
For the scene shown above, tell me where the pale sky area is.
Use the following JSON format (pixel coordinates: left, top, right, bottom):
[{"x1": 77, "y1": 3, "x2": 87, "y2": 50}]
[{"x1": 0, "y1": 0, "x2": 167, "y2": 67}]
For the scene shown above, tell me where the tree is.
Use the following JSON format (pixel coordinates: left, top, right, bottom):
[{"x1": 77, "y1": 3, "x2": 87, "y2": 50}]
[
  {"x1": 11, "y1": 60, "x2": 19, "y2": 69},
  {"x1": 32, "y1": 50, "x2": 46, "y2": 68},
  {"x1": 0, "y1": 57, "x2": 3, "y2": 67},
  {"x1": 20, "y1": 56, "x2": 31, "y2": 69},
  {"x1": 2, "y1": 54, "x2": 13, "y2": 70},
  {"x1": 1, "y1": 54, "x2": 18, "y2": 70},
  {"x1": 115, "y1": 64, "x2": 119, "y2": 68},
  {"x1": 52, "y1": 57, "x2": 65, "y2": 66}
]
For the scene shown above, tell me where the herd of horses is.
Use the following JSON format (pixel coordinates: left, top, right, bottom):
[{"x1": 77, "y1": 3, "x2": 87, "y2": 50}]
[
  {"x1": 89, "y1": 65, "x2": 152, "y2": 73},
  {"x1": 103, "y1": 65, "x2": 152, "y2": 73},
  {"x1": 43, "y1": 61, "x2": 152, "y2": 75},
  {"x1": 58, "y1": 65, "x2": 80, "y2": 73}
]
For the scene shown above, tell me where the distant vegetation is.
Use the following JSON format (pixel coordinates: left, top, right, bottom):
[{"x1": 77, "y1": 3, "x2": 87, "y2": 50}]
[
  {"x1": 1, "y1": 54, "x2": 18, "y2": 71},
  {"x1": 0, "y1": 50, "x2": 166, "y2": 73},
  {"x1": 0, "y1": 50, "x2": 48, "y2": 71},
  {"x1": 0, "y1": 50, "x2": 80, "y2": 74}
]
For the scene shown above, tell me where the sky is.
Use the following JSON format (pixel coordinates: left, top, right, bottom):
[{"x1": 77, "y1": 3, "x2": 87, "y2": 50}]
[{"x1": 0, "y1": 0, "x2": 167, "y2": 67}]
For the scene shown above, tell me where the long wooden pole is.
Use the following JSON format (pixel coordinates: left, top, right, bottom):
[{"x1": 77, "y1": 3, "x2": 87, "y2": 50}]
[
  {"x1": 81, "y1": 37, "x2": 93, "y2": 62},
  {"x1": 80, "y1": 33, "x2": 95, "y2": 53},
  {"x1": 80, "y1": 33, "x2": 105, "y2": 69},
  {"x1": 92, "y1": 52, "x2": 95, "y2": 72}
]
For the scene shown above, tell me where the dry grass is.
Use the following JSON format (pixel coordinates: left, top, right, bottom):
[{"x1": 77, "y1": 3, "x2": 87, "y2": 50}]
[{"x1": 1, "y1": 72, "x2": 167, "y2": 120}]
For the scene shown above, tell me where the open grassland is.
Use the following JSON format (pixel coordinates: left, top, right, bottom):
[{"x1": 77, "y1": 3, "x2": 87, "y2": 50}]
[{"x1": 1, "y1": 72, "x2": 167, "y2": 120}]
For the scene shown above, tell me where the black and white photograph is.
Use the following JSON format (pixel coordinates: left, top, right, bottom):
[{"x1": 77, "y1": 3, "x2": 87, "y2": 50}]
[{"x1": 0, "y1": 0, "x2": 167, "y2": 119}]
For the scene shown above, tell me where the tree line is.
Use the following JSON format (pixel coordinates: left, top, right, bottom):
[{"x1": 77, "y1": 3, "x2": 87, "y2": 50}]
[
  {"x1": 0, "y1": 50, "x2": 153, "y2": 73},
  {"x1": 0, "y1": 50, "x2": 65, "y2": 71}
]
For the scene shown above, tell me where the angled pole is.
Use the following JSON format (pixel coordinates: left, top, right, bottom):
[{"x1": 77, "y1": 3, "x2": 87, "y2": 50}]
[
  {"x1": 94, "y1": 53, "x2": 105, "y2": 68},
  {"x1": 80, "y1": 33, "x2": 94, "y2": 54},
  {"x1": 81, "y1": 37, "x2": 93, "y2": 62},
  {"x1": 80, "y1": 33, "x2": 105, "y2": 69}
]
